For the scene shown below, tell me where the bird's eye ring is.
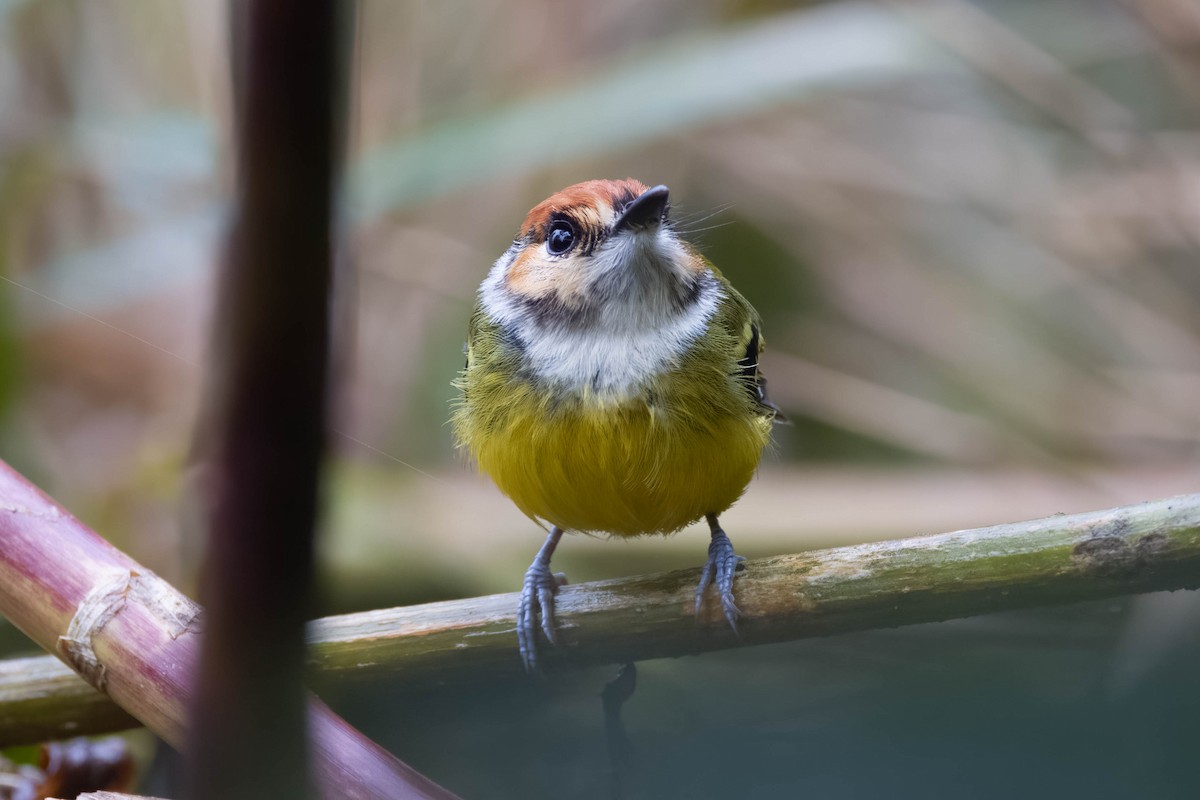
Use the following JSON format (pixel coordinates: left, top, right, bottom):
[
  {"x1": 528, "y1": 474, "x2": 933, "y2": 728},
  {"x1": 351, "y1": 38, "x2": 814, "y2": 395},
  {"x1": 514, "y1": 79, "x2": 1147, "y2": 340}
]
[{"x1": 546, "y1": 220, "x2": 577, "y2": 255}]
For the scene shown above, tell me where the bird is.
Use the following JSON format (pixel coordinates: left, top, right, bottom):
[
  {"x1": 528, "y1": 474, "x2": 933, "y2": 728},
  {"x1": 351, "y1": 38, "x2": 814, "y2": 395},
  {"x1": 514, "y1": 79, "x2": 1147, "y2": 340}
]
[{"x1": 452, "y1": 178, "x2": 782, "y2": 671}]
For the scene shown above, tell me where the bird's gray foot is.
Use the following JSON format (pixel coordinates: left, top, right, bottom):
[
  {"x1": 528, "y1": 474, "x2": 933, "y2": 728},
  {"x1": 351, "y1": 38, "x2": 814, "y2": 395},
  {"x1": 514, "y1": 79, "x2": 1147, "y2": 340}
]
[
  {"x1": 518, "y1": 527, "x2": 565, "y2": 673},
  {"x1": 694, "y1": 514, "x2": 745, "y2": 632}
]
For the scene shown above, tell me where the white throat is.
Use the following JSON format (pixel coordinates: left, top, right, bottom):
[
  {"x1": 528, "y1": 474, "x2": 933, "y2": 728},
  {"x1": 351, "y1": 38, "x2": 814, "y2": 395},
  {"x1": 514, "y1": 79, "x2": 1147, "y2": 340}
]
[{"x1": 480, "y1": 232, "x2": 723, "y2": 398}]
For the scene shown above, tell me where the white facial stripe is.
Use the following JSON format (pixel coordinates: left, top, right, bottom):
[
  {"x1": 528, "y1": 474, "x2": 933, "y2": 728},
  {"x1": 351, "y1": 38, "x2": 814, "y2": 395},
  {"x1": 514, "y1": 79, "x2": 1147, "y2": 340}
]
[{"x1": 480, "y1": 231, "x2": 721, "y2": 397}]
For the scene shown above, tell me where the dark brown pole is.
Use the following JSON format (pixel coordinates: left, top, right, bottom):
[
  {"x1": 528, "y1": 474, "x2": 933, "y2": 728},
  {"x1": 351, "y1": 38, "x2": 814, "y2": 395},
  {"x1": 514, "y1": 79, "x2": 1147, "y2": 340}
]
[{"x1": 188, "y1": 1, "x2": 344, "y2": 797}]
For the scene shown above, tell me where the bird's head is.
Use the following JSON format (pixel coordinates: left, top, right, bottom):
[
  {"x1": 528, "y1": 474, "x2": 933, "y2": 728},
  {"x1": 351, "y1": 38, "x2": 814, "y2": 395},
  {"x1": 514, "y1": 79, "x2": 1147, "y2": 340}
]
[{"x1": 481, "y1": 179, "x2": 710, "y2": 333}]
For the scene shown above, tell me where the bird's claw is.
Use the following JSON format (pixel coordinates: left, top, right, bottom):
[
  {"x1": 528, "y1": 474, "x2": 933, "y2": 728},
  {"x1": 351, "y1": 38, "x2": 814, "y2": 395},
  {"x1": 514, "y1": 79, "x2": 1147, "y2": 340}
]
[
  {"x1": 518, "y1": 558, "x2": 561, "y2": 673},
  {"x1": 694, "y1": 526, "x2": 743, "y2": 632}
]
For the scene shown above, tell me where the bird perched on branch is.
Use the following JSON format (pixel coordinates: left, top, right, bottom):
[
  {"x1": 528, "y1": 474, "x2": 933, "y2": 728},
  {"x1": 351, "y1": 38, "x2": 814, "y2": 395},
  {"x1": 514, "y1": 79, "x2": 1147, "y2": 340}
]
[{"x1": 452, "y1": 179, "x2": 782, "y2": 671}]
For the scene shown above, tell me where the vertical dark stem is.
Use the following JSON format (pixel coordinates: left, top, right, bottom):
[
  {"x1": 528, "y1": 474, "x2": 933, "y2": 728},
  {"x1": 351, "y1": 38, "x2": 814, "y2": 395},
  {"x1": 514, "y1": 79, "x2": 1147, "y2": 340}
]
[{"x1": 187, "y1": 2, "x2": 347, "y2": 798}]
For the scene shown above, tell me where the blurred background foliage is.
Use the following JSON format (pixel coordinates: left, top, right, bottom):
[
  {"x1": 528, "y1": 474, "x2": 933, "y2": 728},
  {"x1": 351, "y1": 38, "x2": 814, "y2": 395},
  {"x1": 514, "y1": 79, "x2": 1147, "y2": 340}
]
[{"x1": 2, "y1": 0, "x2": 1200, "y2": 797}]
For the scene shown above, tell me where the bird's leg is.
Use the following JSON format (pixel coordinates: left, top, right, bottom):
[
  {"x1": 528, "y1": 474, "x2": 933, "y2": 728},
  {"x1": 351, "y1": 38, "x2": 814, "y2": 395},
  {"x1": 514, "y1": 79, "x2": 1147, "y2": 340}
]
[
  {"x1": 518, "y1": 526, "x2": 565, "y2": 673},
  {"x1": 694, "y1": 513, "x2": 745, "y2": 632}
]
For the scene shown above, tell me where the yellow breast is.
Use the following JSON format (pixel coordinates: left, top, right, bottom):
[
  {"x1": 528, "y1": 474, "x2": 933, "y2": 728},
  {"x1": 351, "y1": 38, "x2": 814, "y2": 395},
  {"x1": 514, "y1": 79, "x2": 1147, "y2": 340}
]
[{"x1": 460, "y1": 388, "x2": 771, "y2": 536}]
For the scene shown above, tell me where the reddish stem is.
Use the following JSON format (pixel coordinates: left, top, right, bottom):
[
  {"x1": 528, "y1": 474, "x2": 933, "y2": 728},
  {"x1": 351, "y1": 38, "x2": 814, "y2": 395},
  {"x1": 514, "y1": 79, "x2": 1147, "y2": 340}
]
[{"x1": 0, "y1": 460, "x2": 459, "y2": 799}]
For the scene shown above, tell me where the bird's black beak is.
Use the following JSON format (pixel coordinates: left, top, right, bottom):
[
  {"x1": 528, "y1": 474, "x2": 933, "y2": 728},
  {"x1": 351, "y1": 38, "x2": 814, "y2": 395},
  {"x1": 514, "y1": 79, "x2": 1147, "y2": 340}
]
[{"x1": 611, "y1": 185, "x2": 669, "y2": 235}]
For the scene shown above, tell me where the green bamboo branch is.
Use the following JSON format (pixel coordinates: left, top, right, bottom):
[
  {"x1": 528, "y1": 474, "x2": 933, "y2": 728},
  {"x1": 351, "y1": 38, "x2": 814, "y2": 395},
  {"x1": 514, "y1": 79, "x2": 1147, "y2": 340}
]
[
  {"x1": 0, "y1": 655, "x2": 138, "y2": 744},
  {"x1": 3, "y1": 492, "x2": 1199, "y2": 746}
]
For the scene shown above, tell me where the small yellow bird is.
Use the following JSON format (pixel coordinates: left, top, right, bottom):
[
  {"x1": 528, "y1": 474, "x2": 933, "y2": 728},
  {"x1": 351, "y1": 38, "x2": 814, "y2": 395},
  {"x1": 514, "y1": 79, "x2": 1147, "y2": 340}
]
[{"x1": 452, "y1": 179, "x2": 781, "y2": 670}]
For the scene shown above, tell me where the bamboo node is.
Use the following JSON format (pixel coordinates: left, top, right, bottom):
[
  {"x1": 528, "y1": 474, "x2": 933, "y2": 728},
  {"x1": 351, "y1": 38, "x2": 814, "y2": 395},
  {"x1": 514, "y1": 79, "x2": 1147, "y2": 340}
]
[
  {"x1": 128, "y1": 574, "x2": 202, "y2": 639},
  {"x1": 57, "y1": 572, "x2": 134, "y2": 690}
]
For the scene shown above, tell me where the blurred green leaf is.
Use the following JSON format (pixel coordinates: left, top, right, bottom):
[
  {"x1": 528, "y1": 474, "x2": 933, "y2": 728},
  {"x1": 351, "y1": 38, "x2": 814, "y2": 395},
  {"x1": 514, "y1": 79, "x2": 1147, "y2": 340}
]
[
  {"x1": 23, "y1": 3, "x2": 942, "y2": 324},
  {"x1": 23, "y1": 208, "x2": 221, "y2": 329},
  {"x1": 349, "y1": 3, "x2": 941, "y2": 218},
  {"x1": 17, "y1": 1, "x2": 1153, "y2": 325},
  {"x1": 0, "y1": 0, "x2": 29, "y2": 25}
]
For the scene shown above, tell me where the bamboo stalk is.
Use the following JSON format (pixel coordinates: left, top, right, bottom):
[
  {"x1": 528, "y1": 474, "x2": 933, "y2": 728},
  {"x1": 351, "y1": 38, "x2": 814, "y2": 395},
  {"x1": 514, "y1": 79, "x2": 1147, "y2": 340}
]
[
  {"x1": 0, "y1": 459, "x2": 458, "y2": 799},
  {"x1": 3, "y1": 489, "x2": 1199, "y2": 746},
  {"x1": 310, "y1": 492, "x2": 1200, "y2": 683},
  {"x1": 0, "y1": 656, "x2": 137, "y2": 744}
]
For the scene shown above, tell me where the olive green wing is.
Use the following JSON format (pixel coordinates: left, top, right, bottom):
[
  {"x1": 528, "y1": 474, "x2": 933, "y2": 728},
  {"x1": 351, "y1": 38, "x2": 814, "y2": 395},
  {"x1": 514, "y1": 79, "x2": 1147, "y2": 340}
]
[
  {"x1": 708, "y1": 266, "x2": 786, "y2": 423},
  {"x1": 736, "y1": 316, "x2": 786, "y2": 422}
]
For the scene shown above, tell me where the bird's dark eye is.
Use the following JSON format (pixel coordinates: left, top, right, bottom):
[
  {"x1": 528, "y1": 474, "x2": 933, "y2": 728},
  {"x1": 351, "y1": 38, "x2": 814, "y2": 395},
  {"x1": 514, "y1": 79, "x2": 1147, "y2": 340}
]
[{"x1": 546, "y1": 221, "x2": 577, "y2": 255}]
